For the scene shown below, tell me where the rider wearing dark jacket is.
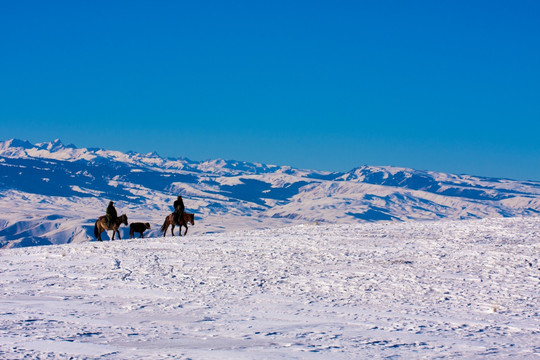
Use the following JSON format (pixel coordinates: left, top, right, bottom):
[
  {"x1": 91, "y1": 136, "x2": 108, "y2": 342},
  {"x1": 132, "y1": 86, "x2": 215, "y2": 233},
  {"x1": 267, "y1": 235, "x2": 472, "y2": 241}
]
[
  {"x1": 106, "y1": 201, "x2": 118, "y2": 227},
  {"x1": 173, "y1": 196, "x2": 185, "y2": 223}
]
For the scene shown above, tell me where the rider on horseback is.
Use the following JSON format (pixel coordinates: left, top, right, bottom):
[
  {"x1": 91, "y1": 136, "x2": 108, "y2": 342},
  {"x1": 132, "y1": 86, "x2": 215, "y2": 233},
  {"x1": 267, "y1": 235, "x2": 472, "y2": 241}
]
[
  {"x1": 106, "y1": 201, "x2": 117, "y2": 227},
  {"x1": 173, "y1": 196, "x2": 185, "y2": 225}
]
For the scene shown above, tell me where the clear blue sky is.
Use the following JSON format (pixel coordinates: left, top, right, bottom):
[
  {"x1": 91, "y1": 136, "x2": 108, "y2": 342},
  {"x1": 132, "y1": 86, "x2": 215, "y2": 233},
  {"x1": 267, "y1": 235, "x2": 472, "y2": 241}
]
[{"x1": 1, "y1": 1, "x2": 539, "y2": 180}]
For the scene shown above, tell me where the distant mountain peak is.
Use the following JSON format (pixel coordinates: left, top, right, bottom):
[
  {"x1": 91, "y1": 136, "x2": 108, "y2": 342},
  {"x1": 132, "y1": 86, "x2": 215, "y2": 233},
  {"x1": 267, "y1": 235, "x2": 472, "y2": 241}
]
[
  {"x1": 36, "y1": 138, "x2": 68, "y2": 152},
  {"x1": 0, "y1": 138, "x2": 34, "y2": 150},
  {"x1": 145, "y1": 151, "x2": 160, "y2": 158}
]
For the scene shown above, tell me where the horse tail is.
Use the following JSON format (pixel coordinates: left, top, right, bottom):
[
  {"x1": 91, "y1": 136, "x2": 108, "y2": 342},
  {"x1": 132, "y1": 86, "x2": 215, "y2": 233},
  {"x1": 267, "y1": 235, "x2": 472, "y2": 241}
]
[
  {"x1": 94, "y1": 221, "x2": 99, "y2": 238},
  {"x1": 160, "y1": 218, "x2": 168, "y2": 233}
]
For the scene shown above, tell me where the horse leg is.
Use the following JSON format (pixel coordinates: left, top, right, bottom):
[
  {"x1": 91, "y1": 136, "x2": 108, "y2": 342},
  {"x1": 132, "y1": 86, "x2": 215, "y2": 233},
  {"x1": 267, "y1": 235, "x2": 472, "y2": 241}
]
[
  {"x1": 117, "y1": 229, "x2": 121, "y2": 240},
  {"x1": 171, "y1": 224, "x2": 175, "y2": 236},
  {"x1": 183, "y1": 225, "x2": 188, "y2": 236},
  {"x1": 95, "y1": 222, "x2": 102, "y2": 241}
]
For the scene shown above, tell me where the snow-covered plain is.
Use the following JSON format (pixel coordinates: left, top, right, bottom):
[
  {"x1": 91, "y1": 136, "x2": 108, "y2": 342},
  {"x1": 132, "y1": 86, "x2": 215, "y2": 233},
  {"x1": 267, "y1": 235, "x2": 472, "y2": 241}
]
[{"x1": 1, "y1": 216, "x2": 539, "y2": 359}]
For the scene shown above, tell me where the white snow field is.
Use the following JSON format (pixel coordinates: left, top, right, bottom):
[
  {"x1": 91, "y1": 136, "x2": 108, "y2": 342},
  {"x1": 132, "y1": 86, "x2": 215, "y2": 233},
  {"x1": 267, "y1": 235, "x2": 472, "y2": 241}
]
[{"x1": 1, "y1": 216, "x2": 539, "y2": 359}]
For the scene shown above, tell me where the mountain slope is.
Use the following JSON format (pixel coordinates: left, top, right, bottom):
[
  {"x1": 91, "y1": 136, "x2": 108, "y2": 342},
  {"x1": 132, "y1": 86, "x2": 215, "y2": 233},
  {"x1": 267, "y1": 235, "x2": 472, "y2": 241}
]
[{"x1": 0, "y1": 139, "x2": 539, "y2": 248}]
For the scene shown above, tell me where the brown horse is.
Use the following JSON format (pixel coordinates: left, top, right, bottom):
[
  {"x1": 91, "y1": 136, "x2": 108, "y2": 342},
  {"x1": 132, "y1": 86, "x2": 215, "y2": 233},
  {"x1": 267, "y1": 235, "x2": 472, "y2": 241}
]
[
  {"x1": 94, "y1": 214, "x2": 128, "y2": 241},
  {"x1": 160, "y1": 212, "x2": 195, "y2": 237}
]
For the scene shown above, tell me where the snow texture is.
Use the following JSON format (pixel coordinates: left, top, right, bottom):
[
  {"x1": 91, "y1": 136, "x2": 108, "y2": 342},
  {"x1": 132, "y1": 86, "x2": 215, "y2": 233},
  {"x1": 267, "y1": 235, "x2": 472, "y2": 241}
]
[{"x1": 0, "y1": 216, "x2": 539, "y2": 359}]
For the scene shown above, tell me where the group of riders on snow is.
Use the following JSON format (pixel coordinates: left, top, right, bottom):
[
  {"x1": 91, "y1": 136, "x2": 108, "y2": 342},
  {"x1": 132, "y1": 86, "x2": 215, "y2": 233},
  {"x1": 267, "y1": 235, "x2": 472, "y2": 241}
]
[{"x1": 105, "y1": 195, "x2": 185, "y2": 228}]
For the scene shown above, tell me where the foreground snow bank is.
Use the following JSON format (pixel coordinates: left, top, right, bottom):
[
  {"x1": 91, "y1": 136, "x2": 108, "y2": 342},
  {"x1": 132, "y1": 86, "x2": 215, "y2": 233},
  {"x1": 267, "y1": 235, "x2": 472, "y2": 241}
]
[{"x1": 1, "y1": 217, "x2": 539, "y2": 359}]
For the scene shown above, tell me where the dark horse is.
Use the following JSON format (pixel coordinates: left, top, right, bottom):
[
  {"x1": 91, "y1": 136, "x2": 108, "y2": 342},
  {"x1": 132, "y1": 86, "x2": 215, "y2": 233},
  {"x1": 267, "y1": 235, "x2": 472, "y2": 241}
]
[
  {"x1": 160, "y1": 212, "x2": 195, "y2": 237},
  {"x1": 129, "y1": 222, "x2": 151, "y2": 239},
  {"x1": 94, "y1": 214, "x2": 128, "y2": 241}
]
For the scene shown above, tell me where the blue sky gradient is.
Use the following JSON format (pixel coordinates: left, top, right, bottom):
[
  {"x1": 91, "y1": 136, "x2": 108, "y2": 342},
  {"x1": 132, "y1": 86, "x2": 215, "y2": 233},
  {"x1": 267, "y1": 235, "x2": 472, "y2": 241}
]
[{"x1": 1, "y1": 1, "x2": 539, "y2": 180}]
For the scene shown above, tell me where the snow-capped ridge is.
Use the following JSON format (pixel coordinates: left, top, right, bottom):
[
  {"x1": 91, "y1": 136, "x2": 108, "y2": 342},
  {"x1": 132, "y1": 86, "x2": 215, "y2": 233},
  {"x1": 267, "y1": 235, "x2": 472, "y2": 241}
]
[
  {"x1": 1, "y1": 138, "x2": 539, "y2": 248},
  {"x1": 0, "y1": 138, "x2": 34, "y2": 150},
  {"x1": 145, "y1": 151, "x2": 160, "y2": 158},
  {"x1": 36, "y1": 138, "x2": 70, "y2": 152}
]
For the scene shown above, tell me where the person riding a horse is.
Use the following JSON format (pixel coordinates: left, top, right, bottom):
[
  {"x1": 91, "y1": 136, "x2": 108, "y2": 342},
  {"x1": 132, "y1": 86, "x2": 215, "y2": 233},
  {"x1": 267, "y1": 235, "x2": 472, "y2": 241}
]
[
  {"x1": 173, "y1": 196, "x2": 185, "y2": 224},
  {"x1": 106, "y1": 201, "x2": 117, "y2": 227}
]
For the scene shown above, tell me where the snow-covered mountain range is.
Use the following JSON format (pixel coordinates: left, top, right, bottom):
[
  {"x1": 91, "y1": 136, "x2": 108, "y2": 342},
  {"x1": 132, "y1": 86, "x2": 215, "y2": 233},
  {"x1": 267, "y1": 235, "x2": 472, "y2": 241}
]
[{"x1": 1, "y1": 138, "x2": 539, "y2": 248}]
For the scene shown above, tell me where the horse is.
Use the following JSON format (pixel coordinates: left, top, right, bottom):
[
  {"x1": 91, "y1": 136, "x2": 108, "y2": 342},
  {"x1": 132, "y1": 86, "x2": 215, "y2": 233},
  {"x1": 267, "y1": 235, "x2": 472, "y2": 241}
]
[
  {"x1": 94, "y1": 214, "x2": 128, "y2": 241},
  {"x1": 160, "y1": 212, "x2": 195, "y2": 237},
  {"x1": 129, "y1": 222, "x2": 151, "y2": 239}
]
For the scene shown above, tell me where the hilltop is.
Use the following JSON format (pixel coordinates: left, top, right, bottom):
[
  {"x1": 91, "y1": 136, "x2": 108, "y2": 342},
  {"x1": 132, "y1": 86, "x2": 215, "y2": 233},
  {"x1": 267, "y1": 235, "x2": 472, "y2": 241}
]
[{"x1": 0, "y1": 217, "x2": 539, "y2": 358}]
